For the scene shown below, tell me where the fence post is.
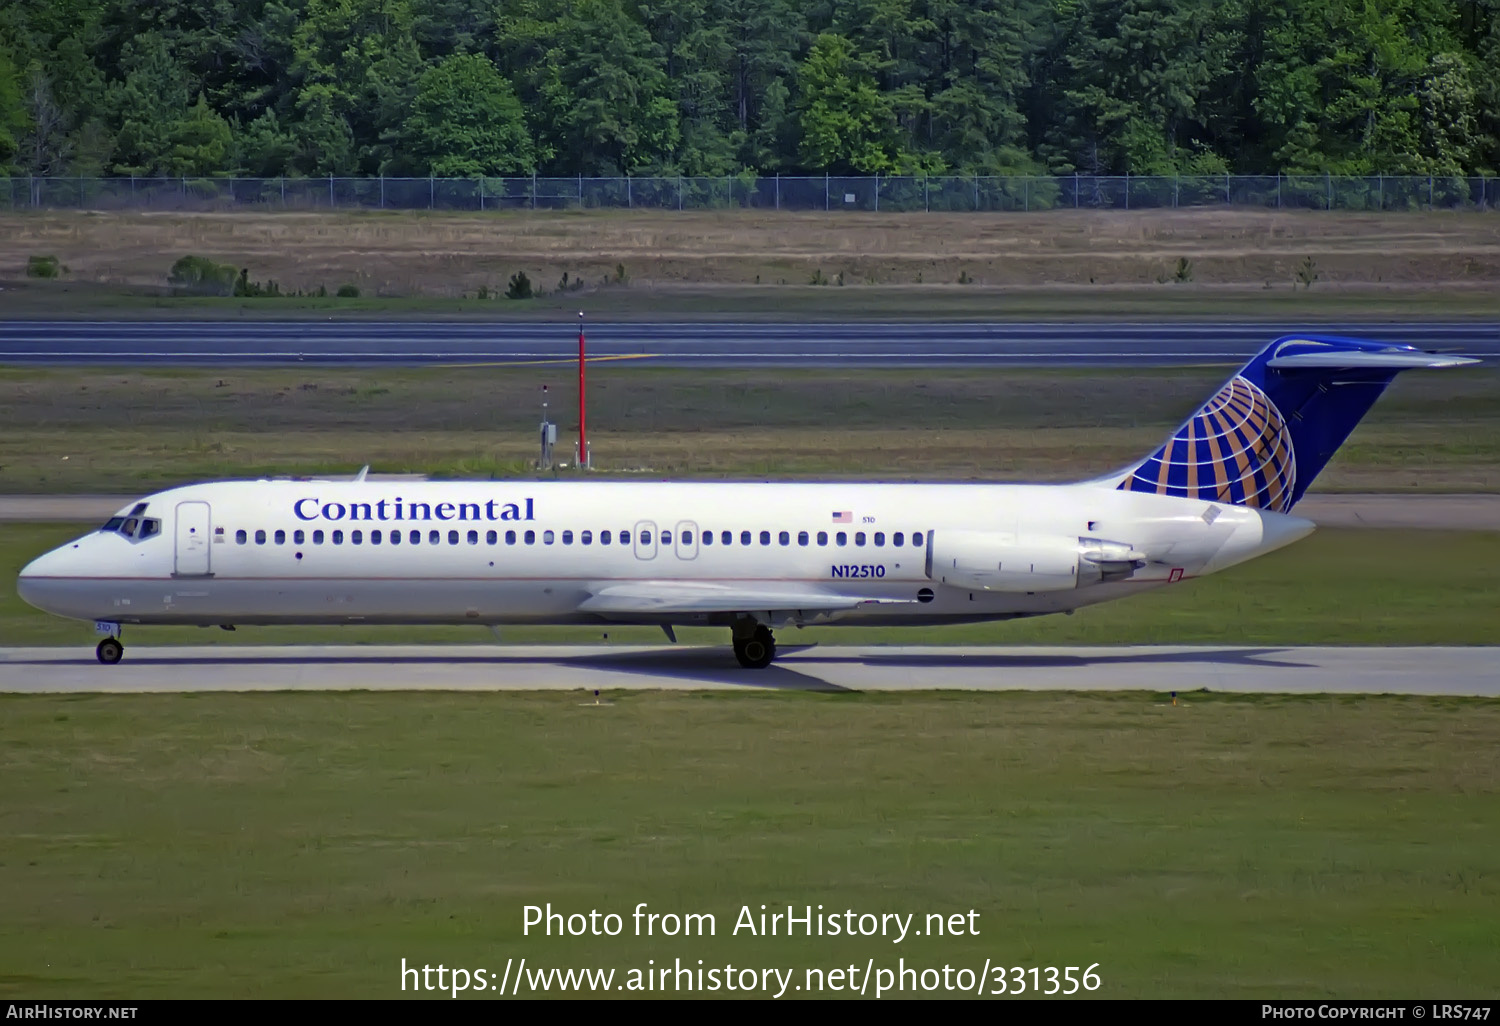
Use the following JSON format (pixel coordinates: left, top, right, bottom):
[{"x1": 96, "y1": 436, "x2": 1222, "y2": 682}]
[
  {"x1": 1173, "y1": 174, "x2": 1178, "y2": 209},
  {"x1": 1276, "y1": 173, "x2": 1281, "y2": 209},
  {"x1": 1225, "y1": 172, "x2": 1230, "y2": 205},
  {"x1": 531, "y1": 171, "x2": 536, "y2": 210},
  {"x1": 874, "y1": 174, "x2": 878, "y2": 212},
  {"x1": 1023, "y1": 176, "x2": 1029, "y2": 212},
  {"x1": 825, "y1": 173, "x2": 829, "y2": 211},
  {"x1": 775, "y1": 174, "x2": 779, "y2": 211},
  {"x1": 627, "y1": 175, "x2": 632, "y2": 208},
  {"x1": 923, "y1": 174, "x2": 928, "y2": 212},
  {"x1": 1124, "y1": 171, "x2": 1129, "y2": 211},
  {"x1": 1074, "y1": 172, "x2": 1079, "y2": 209},
  {"x1": 328, "y1": 173, "x2": 334, "y2": 208},
  {"x1": 578, "y1": 174, "x2": 582, "y2": 207},
  {"x1": 479, "y1": 176, "x2": 484, "y2": 212},
  {"x1": 131, "y1": 175, "x2": 136, "y2": 203},
  {"x1": 1325, "y1": 171, "x2": 1331, "y2": 210},
  {"x1": 1378, "y1": 173, "x2": 1383, "y2": 210},
  {"x1": 973, "y1": 174, "x2": 979, "y2": 210},
  {"x1": 379, "y1": 174, "x2": 385, "y2": 210},
  {"x1": 678, "y1": 175, "x2": 683, "y2": 211},
  {"x1": 1428, "y1": 175, "x2": 1434, "y2": 208}
]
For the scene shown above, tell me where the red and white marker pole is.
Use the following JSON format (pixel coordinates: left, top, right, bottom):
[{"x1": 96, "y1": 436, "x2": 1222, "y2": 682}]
[{"x1": 577, "y1": 311, "x2": 589, "y2": 469}]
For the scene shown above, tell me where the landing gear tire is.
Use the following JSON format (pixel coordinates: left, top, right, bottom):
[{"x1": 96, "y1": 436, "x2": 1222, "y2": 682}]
[
  {"x1": 96, "y1": 637, "x2": 124, "y2": 665},
  {"x1": 733, "y1": 626, "x2": 776, "y2": 669}
]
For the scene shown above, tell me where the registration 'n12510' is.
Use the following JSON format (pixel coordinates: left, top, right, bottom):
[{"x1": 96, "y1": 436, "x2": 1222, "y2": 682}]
[{"x1": 831, "y1": 565, "x2": 885, "y2": 579}]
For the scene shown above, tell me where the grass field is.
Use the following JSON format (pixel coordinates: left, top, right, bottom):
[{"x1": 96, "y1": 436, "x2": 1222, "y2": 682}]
[
  {"x1": 3, "y1": 364, "x2": 1498, "y2": 494},
  {"x1": 1, "y1": 689, "x2": 1496, "y2": 998},
  {"x1": 5, "y1": 524, "x2": 1498, "y2": 647},
  {"x1": 3, "y1": 209, "x2": 1500, "y2": 318}
]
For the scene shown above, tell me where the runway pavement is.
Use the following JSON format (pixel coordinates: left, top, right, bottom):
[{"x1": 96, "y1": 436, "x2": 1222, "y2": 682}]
[
  {"x1": 1, "y1": 644, "x2": 1495, "y2": 695},
  {"x1": 4, "y1": 493, "x2": 1496, "y2": 529},
  {"x1": 0, "y1": 320, "x2": 1495, "y2": 367}
]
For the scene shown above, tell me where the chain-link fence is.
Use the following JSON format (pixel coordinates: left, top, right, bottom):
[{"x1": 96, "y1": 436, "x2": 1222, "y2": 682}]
[{"x1": 2, "y1": 174, "x2": 1496, "y2": 212}]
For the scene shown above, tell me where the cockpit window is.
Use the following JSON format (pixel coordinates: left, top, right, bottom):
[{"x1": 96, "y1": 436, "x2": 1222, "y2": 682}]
[
  {"x1": 122, "y1": 518, "x2": 139, "y2": 536},
  {"x1": 139, "y1": 518, "x2": 160, "y2": 539},
  {"x1": 102, "y1": 517, "x2": 126, "y2": 532}
]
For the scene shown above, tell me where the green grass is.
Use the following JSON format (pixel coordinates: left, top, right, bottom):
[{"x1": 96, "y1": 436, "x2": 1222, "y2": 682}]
[
  {"x1": 5, "y1": 524, "x2": 1498, "y2": 646},
  {"x1": 0, "y1": 690, "x2": 1496, "y2": 997},
  {"x1": 3, "y1": 364, "x2": 1498, "y2": 493},
  {"x1": 7, "y1": 279, "x2": 1500, "y2": 320}
]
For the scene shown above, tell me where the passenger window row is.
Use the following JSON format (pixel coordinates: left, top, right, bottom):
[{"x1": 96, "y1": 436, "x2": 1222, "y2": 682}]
[{"x1": 231, "y1": 527, "x2": 928, "y2": 549}]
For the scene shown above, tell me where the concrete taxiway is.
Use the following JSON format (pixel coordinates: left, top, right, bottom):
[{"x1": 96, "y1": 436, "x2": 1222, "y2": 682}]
[
  {"x1": 1, "y1": 320, "x2": 1496, "y2": 367},
  {"x1": 1, "y1": 645, "x2": 1494, "y2": 695}
]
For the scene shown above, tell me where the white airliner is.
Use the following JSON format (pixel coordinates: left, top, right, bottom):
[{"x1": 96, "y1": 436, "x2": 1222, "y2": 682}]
[{"x1": 18, "y1": 335, "x2": 1476, "y2": 668}]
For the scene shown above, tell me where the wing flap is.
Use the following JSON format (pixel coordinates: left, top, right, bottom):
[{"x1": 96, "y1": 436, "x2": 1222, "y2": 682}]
[{"x1": 580, "y1": 580, "x2": 910, "y2": 615}]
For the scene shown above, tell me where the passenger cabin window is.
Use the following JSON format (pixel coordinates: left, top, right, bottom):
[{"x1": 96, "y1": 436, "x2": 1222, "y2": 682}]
[
  {"x1": 798, "y1": 531, "x2": 809, "y2": 546},
  {"x1": 682, "y1": 530, "x2": 692, "y2": 545},
  {"x1": 332, "y1": 530, "x2": 344, "y2": 544},
  {"x1": 486, "y1": 530, "x2": 497, "y2": 544},
  {"x1": 702, "y1": 531, "x2": 712, "y2": 545},
  {"x1": 661, "y1": 529, "x2": 671, "y2": 545},
  {"x1": 429, "y1": 530, "x2": 440, "y2": 545},
  {"x1": 855, "y1": 532, "x2": 866, "y2": 546},
  {"x1": 721, "y1": 531, "x2": 732, "y2": 545},
  {"x1": 293, "y1": 529, "x2": 305, "y2": 544},
  {"x1": 449, "y1": 530, "x2": 460, "y2": 545},
  {"x1": 313, "y1": 530, "x2": 324, "y2": 544},
  {"x1": 912, "y1": 531, "x2": 924, "y2": 546},
  {"x1": 741, "y1": 531, "x2": 751, "y2": 546},
  {"x1": 525, "y1": 530, "x2": 535, "y2": 545},
  {"x1": 874, "y1": 532, "x2": 885, "y2": 546},
  {"x1": 893, "y1": 532, "x2": 904, "y2": 547},
  {"x1": 468, "y1": 530, "x2": 479, "y2": 545},
  {"x1": 236, "y1": 529, "x2": 247, "y2": 544},
  {"x1": 778, "y1": 530, "x2": 789, "y2": 545},
  {"x1": 817, "y1": 531, "x2": 828, "y2": 546},
  {"x1": 562, "y1": 530, "x2": 573, "y2": 544},
  {"x1": 640, "y1": 529, "x2": 651, "y2": 545},
  {"x1": 600, "y1": 530, "x2": 611, "y2": 545},
  {"x1": 390, "y1": 530, "x2": 401, "y2": 545},
  {"x1": 581, "y1": 530, "x2": 592, "y2": 545},
  {"x1": 255, "y1": 529, "x2": 266, "y2": 545},
  {"x1": 544, "y1": 530, "x2": 555, "y2": 544},
  {"x1": 351, "y1": 529, "x2": 362, "y2": 544},
  {"x1": 759, "y1": 531, "x2": 771, "y2": 546},
  {"x1": 506, "y1": 530, "x2": 517, "y2": 545},
  {"x1": 836, "y1": 531, "x2": 847, "y2": 546},
  {"x1": 371, "y1": 530, "x2": 382, "y2": 544},
  {"x1": 274, "y1": 529, "x2": 286, "y2": 545}
]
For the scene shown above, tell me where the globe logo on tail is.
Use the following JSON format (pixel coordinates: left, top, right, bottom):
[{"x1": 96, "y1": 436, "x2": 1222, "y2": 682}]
[{"x1": 1119, "y1": 376, "x2": 1297, "y2": 512}]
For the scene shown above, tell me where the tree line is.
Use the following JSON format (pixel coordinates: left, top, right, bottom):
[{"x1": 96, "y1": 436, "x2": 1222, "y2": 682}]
[{"x1": 1, "y1": 1, "x2": 1497, "y2": 182}]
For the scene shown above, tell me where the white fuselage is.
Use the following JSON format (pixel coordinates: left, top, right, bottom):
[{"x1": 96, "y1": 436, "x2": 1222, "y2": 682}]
[{"x1": 18, "y1": 478, "x2": 1314, "y2": 631}]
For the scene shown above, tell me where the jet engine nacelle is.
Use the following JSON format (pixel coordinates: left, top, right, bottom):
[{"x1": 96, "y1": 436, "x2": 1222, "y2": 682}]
[{"x1": 925, "y1": 530, "x2": 1146, "y2": 592}]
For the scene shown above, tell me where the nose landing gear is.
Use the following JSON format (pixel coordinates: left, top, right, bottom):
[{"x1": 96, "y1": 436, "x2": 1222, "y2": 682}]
[
  {"x1": 732, "y1": 623, "x2": 776, "y2": 669},
  {"x1": 96, "y1": 637, "x2": 124, "y2": 665}
]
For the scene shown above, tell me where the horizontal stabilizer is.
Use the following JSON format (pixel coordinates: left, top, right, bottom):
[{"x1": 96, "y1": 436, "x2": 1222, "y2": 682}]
[
  {"x1": 580, "y1": 581, "x2": 910, "y2": 616},
  {"x1": 1268, "y1": 349, "x2": 1479, "y2": 370}
]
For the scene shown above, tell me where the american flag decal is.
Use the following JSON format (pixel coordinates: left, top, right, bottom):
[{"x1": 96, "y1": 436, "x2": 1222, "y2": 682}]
[{"x1": 832, "y1": 511, "x2": 852, "y2": 523}]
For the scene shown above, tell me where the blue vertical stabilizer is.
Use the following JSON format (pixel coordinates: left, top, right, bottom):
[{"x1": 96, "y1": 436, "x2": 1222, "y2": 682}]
[{"x1": 1115, "y1": 335, "x2": 1479, "y2": 512}]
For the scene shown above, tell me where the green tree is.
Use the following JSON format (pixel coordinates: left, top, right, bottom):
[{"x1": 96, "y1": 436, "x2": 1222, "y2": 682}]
[
  {"x1": 166, "y1": 93, "x2": 234, "y2": 175},
  {"x1": 797, "y1": 32, "x2": 903, "y2": 172},
  {"x1": 0, "y1": 50, "x2": 27, "y2": 166},
  {"x1": 400, "y1": 52, "x2": 534, "y2": 175}
]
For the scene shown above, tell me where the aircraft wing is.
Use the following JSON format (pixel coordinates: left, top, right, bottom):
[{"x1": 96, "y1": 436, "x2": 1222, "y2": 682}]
[{"x1": 579, "y1": 580, "x2": 912, "y2": 616}]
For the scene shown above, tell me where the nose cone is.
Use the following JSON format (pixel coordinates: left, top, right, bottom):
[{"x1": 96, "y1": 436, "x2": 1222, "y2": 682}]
[
  {"x1": 18, "y1": 549, "x2": 58, "y2": 612},
  {"x1": 16, "y1": 546, "x2": 88, "y2": 618}
]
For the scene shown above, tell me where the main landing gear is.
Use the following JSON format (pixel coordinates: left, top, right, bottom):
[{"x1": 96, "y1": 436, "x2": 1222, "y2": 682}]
[
  {"x1": 96, "y1": 636, "x2": 124, "y2": 665},
  {"x1": 732, "y1": 623, "x2": 776, "y2": 669}
]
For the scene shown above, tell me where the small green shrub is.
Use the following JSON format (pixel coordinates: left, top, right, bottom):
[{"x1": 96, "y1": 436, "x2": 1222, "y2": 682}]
[
  {"x1": 1296, "y1": 255, "x2": 1318, "y2": 289},
  {"x1": 1174, "y1": 256, "x2": 1193, "y2": 283},
  {"x1": 505, "y1": 271, "x2": 533, "y2": 300},
  {"x1": 613, "y1": 262, "x2": 628, "y2": 284},
  {"x1": 169, "y1": 255, "x2": 237, "y2": 296},
  {"x1": 336, "y1": 283, "x2": 360, "y2": 298},
  {"x1": 477, "y1": 284, "x2": 491, "y2": 300},
  {"x1": 958, "y1": 269, "x2": 972, "y2": 284},
  {"x1": 810, "y1": 268, "x2": 828, "y2": 286},
  {"x1": 25, "y1": 255, "x2": 63, "y2": 279}
]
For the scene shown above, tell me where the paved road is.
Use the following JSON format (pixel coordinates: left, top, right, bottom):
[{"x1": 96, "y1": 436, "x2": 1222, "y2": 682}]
[
  {"x1": 5, "y1": 493, "x2": 1496, "y2": 529},
  {"x1": 1, "y1": 645, "x2": 1495, "y2": 695},
  {"x1": 0, "y1": 320, "x2": 1494, "y2": 367}
]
